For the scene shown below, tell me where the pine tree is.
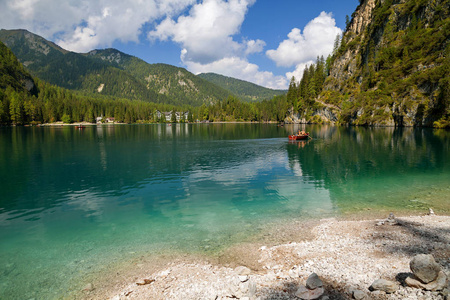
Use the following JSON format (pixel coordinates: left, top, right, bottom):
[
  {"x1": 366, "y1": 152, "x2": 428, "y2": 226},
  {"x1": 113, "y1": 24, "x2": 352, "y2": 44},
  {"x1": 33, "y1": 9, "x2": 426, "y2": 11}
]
[
  {"x1": 332, "y1": 34, "x2": 341, "y2": 57},
  {"x1": 286, "y1": 76, "x2": 298, "y2": 109},
  {"x1": 9, "y1": 91, "x2": 23, "y2": 125}
]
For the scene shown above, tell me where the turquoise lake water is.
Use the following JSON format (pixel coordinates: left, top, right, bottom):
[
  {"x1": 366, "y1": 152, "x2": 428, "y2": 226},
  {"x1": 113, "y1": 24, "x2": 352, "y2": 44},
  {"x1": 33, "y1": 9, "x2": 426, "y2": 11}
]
[{"x1": 0, "y1": 124, "x2": 449, "y2": 299}]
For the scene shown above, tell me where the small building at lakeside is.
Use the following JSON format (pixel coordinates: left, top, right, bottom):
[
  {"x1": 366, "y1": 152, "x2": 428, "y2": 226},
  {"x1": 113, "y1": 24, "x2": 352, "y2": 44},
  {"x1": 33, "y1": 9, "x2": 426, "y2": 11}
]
[{"x1": 155, "y1": 110, "x2": 189, "y2": 122}]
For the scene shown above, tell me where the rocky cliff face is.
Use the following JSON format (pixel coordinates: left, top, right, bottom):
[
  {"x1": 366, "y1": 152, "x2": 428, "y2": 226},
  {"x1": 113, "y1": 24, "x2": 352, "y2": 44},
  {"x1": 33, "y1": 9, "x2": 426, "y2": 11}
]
[
  {"x1": 309, "y1": 0, "x2": 450, "y2": 127},
  {"x1": 0, "y1": 40, "x2": 37, "y2": 95}
]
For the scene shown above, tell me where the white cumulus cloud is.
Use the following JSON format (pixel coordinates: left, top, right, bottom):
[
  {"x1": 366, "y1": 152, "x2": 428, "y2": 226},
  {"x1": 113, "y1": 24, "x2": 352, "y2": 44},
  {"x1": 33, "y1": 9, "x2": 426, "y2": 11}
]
[
  {"x1": 286, "y1": 61, "x2": 315, "y2": 82},
  {"x1": 267, "y1": 11, "x2": 342, "y2": 81},
  {"x1": 0, "y1": 0, "x2": 196, "y2": 53},
  {"x1": 0, "y1": 0, "x2": 343, "y2": 89},
  {"x1": 245, "y1": 39, "x2": 266, "y2": 55},
  {"x1": 149, "y1": 0, "x2": 256, "y2": 64},
  {"x1": 149, "y1": 0, "x2": 287, "y2": 89}
]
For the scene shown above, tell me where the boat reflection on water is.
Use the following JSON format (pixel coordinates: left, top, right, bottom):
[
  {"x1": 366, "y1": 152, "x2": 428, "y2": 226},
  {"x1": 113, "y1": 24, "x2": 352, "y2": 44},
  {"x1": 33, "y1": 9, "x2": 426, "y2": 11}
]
[{"x1": 288, "y1": 139, "x2": 310, "y2": 149}]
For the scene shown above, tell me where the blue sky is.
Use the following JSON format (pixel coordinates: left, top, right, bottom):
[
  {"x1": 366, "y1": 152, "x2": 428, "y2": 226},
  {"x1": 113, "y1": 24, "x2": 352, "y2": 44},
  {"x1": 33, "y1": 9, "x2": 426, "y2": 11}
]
[{"x1": 0, "y1": 0, "x2": 359, "y2": 89}]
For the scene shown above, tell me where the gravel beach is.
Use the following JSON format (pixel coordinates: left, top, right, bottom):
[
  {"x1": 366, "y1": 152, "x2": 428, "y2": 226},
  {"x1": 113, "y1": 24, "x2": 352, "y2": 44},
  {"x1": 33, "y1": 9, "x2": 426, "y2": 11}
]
[{"x1": 80, "y1": 214, "x2": 450, "y2": 300}]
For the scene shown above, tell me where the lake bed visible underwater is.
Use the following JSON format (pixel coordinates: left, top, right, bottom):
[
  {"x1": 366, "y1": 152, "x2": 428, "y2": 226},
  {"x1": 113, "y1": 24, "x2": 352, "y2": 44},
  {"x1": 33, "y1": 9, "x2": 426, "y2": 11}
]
[{"x1": 0, "y1": 124, "x2": 449, "y2": 299}]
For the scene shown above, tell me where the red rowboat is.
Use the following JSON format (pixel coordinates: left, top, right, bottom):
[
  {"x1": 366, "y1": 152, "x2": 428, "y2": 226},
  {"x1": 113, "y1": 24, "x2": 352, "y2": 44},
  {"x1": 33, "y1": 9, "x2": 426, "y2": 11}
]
[{"x1": 288, "y1": 133, "x2": 309, "y2": 140}]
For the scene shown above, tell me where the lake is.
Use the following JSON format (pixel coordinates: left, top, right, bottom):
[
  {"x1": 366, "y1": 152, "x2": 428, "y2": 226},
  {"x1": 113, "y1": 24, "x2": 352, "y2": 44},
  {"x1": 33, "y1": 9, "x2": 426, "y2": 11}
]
[{"x1": 0, "y1": 124, "x2": 449, "y2": 299}]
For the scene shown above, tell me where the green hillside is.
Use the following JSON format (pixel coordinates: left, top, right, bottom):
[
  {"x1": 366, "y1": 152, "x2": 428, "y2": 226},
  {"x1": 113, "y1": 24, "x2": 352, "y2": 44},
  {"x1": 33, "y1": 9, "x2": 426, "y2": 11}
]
[
  {"x1": 198, "y1": 72, "x2": 286, "y2": 102},
  {"x1": 87, "y1": 49, "x2": 233, "y2": 106},
  {"x1": 287, "y1": 0, "x2": 449, "y2": 127},
  {"x1": 0, "y1": 30, "x2": 233, "y2": 106},
  {"x1": 0, "y1": 40, "x2": 36, "y2": 94},
  {"x1": 0, "y1": 40, "x2": 288, "y2": 125},
  {"x1": 0, "y1": 40, "x2": 171, "y2": 125}
]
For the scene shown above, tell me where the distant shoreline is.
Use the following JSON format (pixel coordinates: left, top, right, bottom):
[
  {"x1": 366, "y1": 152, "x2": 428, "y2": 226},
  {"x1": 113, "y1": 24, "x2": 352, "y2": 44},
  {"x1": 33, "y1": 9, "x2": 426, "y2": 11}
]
[{"x1": 13, "y1": 120, "x2": 281, "y2": 127}]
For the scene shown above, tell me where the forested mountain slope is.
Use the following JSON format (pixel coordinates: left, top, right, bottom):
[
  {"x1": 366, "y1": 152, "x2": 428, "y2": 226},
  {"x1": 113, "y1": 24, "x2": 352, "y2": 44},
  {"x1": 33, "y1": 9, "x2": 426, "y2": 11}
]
[
  {"x1": 0, "y1": 30, "x2": 233, "y2": 106},
  {"x1": 290, "y1": 0, "x2": 449, "y2": 127},
  {"x1": 0, "y1": 40, "x2": 169, "y2": 125},
  {"x1": 0, "y1": 41, "x2": 36, "y2": 95},
  {"x1": 1, "y1": 40, "x2": 287, "y2": 125},
  {"x1": 197, "y1": 73, "x2": 286, "y2": 102},
  {"x1": 86, "y1": 49, "x2": 233, "y2": 106}
]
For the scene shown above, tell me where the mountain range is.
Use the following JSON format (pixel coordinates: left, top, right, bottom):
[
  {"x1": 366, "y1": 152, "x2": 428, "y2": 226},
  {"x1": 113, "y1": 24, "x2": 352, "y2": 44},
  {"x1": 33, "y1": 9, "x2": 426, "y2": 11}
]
[
  {"x1": 197, "y1": 73, "x2": 286, "y2": 102},
  {"x1": 1, "y1": 0, "x2": 448, "y2": 127},
  {"x1": 0, "y1": 29, "x2": 285, "y2": 107}
]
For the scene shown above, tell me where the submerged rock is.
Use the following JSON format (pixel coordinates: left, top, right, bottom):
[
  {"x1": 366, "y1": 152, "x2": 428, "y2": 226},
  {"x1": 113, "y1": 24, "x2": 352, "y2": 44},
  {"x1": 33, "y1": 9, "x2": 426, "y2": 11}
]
[{"x1": 82, "y1": 283, "x2": 94, "y2": 292}]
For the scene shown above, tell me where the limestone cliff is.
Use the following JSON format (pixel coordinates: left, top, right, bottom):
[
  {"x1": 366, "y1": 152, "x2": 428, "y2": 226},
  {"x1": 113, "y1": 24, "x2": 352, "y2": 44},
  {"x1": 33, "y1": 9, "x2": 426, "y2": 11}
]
[{"x1": 312, "y1": 0, "x2": 449, "y2": 127}]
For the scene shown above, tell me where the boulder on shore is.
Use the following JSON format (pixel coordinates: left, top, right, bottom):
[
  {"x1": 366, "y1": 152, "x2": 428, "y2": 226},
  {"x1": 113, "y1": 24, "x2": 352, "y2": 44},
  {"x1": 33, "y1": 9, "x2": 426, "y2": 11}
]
[
  {"x1": 409, "y1": 254, "x2": 441, "y2": 284},
  {"x1": 295, "y1": 273, "x2": 325, "y2": 300},
  {"x1": 369, "y1": 279, "x2": 398, "y2": 294},
  {"x1": 406, "y1": 270, "x2": 448, "y2": 291},
  {"x1": 306, "y1": 273, "x2": 323, "y2": 290}
]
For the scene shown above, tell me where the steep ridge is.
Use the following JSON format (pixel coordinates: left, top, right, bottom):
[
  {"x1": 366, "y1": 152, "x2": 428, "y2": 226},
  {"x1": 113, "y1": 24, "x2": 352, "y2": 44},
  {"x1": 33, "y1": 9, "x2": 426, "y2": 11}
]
[
  {"x1": 0, "y1": 40, "x2": 36, "y2": 95},
  {"x1": 314, "y1": 0, "x2": 449, "y2": 127}
]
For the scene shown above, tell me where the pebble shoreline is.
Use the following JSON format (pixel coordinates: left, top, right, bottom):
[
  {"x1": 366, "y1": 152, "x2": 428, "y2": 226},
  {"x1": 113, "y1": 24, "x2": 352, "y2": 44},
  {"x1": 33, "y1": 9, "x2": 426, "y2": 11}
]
[{"x1": 81, "y1": 214, "x2": 450, "y2": 300}]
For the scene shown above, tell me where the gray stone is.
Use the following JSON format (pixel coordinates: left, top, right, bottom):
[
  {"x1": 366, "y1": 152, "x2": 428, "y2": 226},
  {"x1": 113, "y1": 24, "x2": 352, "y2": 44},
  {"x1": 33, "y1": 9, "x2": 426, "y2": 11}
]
[
  {"x1": 440, "y1": 288, "x2": 449, "y2": 300},
  {"x1": 306, "y1": 273, "x2": 323, "y2": 290},
  {"x1": 240, "y1": 281, "x2": 249, "y2": 293},
  {"x1": 248, "y1": 281, "x2": 257, "y2": 297},
  {"x1": 376, "y1": 213, "x2": 397, "y2": 226},
  {"x1": 369, "y1": 279, "x2": 398, "y2": 294},
  {"x1": 352, "y1": 289, "x2": 366, "y2": 299},
  {"x1": 406, "y1": 271, "x2": 448, "y2": 291},
  {"x1": 289, "y1": 267, "x2": 299, "y2": 278},
  {"x1": 410, "y1": 254, "x2": 441, "y2": 284},
  {"x1": 387, "y1": 213, "x2": 396, "y2": 224},
  {"x1": 295, "y1": 285, "x2": 324, "y2": 300},
  {"x1": 235, "y1": 266, "x2": 251, "y2": 276},
  {"x1": 370, "y1": 290, "x2": 385, "y2": 297}
]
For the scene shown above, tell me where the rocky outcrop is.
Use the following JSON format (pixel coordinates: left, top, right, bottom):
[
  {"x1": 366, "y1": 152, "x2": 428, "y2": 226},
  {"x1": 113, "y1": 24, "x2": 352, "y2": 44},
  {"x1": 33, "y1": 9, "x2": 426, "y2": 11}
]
[
  {"x1": 327, "y1": 0, "x2": 377, "y2": 88},
  {"x1": 348, "y1": 0, "x2": 377, "y2": 35},
  {"x1": 285, "y1": 106, "x2": 339, "y2": 124},
  {"x1": 316, "y1": 0, "x2": 449, "y2": 127}
]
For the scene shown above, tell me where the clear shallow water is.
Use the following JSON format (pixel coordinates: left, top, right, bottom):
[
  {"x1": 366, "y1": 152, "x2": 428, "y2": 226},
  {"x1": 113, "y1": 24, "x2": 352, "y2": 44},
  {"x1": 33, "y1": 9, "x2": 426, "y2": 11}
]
[{"x1": 0, "y1": 124, "x2": 449, "y2": 299}]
